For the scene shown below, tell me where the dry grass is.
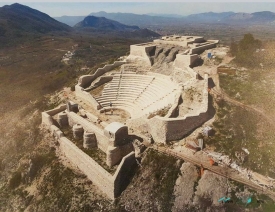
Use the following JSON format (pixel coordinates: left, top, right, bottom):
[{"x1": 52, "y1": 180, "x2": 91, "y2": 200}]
[{"x1": 207, "y1": 41, "x2": 275, "y2": 177}]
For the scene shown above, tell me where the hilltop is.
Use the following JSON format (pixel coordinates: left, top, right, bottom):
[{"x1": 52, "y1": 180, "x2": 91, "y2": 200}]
[
  {"x1": 0, "y1": 3, "x2": 71, "y2": 36},
  {"x1": 74, "y1": 15, "x2": 160, "y2": 38},
  {"x1": 56, "y1": 10, "x2": 275, "y2": 28},
  {"x1": 74, "y1": 15, "x2": 139, "y2": 31}
]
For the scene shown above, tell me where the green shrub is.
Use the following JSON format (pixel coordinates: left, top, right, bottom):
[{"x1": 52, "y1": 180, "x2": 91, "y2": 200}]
[
  {"x1": 230, "y1": 33, "x2": 262, "y2": 67},
  {"x1": 9, "y1": 171, "x2": 22, "y2": 189}
]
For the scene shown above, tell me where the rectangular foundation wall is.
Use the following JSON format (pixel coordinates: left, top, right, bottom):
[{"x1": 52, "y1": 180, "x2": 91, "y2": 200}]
[{"x1": 59, "y1": 137, "x2": 115, "y2": 199}]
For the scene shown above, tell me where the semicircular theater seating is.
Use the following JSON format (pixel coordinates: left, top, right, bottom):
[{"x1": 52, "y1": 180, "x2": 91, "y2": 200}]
[{"x1": 94, "y1": 73, "x2": 179, "y2": 118}]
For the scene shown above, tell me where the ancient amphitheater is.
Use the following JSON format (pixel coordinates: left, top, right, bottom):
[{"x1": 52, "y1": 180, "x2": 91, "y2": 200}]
[{"x1": 42, "y1": 35, "x2": 219, "y2": 199}]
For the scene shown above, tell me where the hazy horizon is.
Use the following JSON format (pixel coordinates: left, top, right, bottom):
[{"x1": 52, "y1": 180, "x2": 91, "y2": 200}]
[{"x1": 1, "y1": 2, "x2": 275, "y2": 17}]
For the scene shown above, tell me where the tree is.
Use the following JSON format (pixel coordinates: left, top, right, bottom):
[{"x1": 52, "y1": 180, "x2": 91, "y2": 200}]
[
  {"x1": 230, "y1": 34, "x2": 262, "y2": 66},
  {"x1": 238, "y1": 33, "x2": 261, "y2": 52},
  {"x1": 230, "y1": 37, "x2": 238, "y2": 56}
]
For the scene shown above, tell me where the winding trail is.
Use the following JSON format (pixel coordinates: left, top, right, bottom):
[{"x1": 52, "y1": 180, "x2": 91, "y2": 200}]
[
  {"x1": 210, "y1": 88, "x2": 275, "y2": 127},
  {"x1": 150, "y1": 145, "x2": 275, "y2": 201}
]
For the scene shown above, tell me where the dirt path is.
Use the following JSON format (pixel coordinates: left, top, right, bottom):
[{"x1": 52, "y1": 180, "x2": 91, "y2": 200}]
[
  {"x1": 55, "y1": 49, "x2": 68, "y2": 52},
  {"x1": 210, "y1": 88, "x2": 275, "y2": 127},
  {"x1": 152, "y1": 145, "x2": 275, "y2": 201}
]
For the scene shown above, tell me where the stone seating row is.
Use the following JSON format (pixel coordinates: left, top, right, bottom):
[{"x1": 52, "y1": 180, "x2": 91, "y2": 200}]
[
  {"x1": 94, "y1": 73, "x2": 179, "y2": 118},
  {"x1": 97, "y1": 89, "x2": 176, "y2": 113},
  {"x1": 98, "y1": 88, "x2": 175, "y2": 107},
  {"x1": 98, "y1": 86, "x2": 171, "y2": 104},
  {"x1": 96, "y1": 95, "x2": 155, "y2": 107}
]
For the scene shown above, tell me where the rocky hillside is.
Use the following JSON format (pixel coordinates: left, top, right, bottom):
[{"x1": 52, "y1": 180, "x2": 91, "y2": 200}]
[
  {"x1": 74, "y1": 16, "x2": 139, "y2": 31},
  {"x1": 0, "y1": 3, "x2": 71, "y2": 36},
  {"x1": 74, "y1": 15, "x2": 160, "y2": 38}
]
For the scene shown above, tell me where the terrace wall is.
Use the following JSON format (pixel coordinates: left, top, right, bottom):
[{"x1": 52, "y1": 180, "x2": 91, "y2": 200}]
[
  {"x1": 113, "y1": 152, "x2": 136, "y2": 197},
  {"x1": 75, "y1": 85, "x2": 101, "y2": 109},
  {"x1": 128, "y1": 43, "x2": 156, "y2": 66},
  {"x1": 174, "y1": 54, "x2": 199, "y2": 68},
  {"x1": 41, "y1": 104, "x2": 67, "y2": 126},
  {"x1": 43, "y1": 120, "x2": 136, "y2": 199},
  {"x1": 59, "y1": 136, "x2": 115, "y2": 199},
  {"x1": 148, "y1": 75, "x2": 209, "y2": 143},
  {"x1": 78, "y1": 61, "x2": 125, "y2": 88},
  {"x1": 190, "y1": 41, "x2": 219, "y2": 54}
]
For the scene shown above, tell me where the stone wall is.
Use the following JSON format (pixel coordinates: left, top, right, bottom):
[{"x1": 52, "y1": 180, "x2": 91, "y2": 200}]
[
  {"x1": 75, "y1": 85, "x2": 101, "y2": 110},
  {"x1": 165, "y1": 90, "x2": 182, "y2": 118},
  {"x1": 154, "y1": 36, "x2": 205, "y2": 47},
  {"x1": 58, "y1": 136, "x2": 115, "y2": 199},
  {"x1": 113, "y1": 152, "x2": 136, "y2": 197},
  {"x1": 59, "y1": 135, "x2": 136, "y2": 199},
  {"x1": 41, "y1": 104, "x2": 67, "y2": 126},
  {"x1": 85, "y1": 111, "x2": 100, "y2": 123},
  {"x1": 50, "y1": 125, "x2": 64, "y2": 138},
  {"x1": 190, "y1": 41, "x2": 219, "y2": 54},
  {"x1": 148, "y1": 75, "x2": 209, "y2": 143},
  {"x1": 42, "y1": 106, "x2": 137, "y2": 200},
  {"x1": 78, "y1": 61, "x2": 125, "y2": 88},
  {"x1": 42, "y1": 112, "x2": 54, "y2": 126},
  {"x1": 148, "y1": 111, "x2": 210, "y2": 143},
  {"x1": 129, "y1": 43, "x2": 156, "y2": 58},
  {"x1": 88, "y1": 76, "x2": 113, "y2": 90},
  {"x1": 128, "y1": 43, "x2": 156, "y2": 66},
  {"x1": 174, "y1": 54, "x2": 199, "y2": 68}
]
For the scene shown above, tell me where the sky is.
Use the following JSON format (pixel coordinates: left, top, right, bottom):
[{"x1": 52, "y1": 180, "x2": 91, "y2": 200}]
[{"x1": 1, "y1": 1, "x2": 275, "y2": 17}]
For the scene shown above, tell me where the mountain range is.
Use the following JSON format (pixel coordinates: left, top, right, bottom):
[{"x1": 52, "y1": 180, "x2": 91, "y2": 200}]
[
  {"x1": 0, "y1": 3, "x2": 71, "y2": 36},
  {"x1": 0, "y1": 3, "x2": 159, "y2": 40},
  {"x1": 55, "y1": 11, "x2": 275, "y2": 27},
  {"x1": 73, "y1": 15, "x2": 159, "y2": 38},
  {"x1": 74, "y1": 16, "x2": 139, "y2": 31}
]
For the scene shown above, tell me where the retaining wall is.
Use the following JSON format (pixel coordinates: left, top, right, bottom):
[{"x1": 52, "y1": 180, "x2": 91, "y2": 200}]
[
  {"x1": 42, "y1": 107, "x2": 137, "y2": 199},
  {"x1": 165, "y1": 90, "x2": 182, "y2": 118},
  {"x1": 153, "y1": 37, "x2": 205, "y2": 47},
  {"x1": 128, "y1": 43, "x2": 156, "y2": 66},
  {"x1": 75, "y1": 85, "x2": 101, "y2": 110},
  {"x1": 59, "y1": 136, "x2": 115, "y2": 199},
  {"x1": 59, "y1": 135, "x2": 136, "y2": 199},
  {"x1": 174, "y1": 54, "x2": 199, "y2": 68},
  {"x1": 50, "y1": 125, "x2": 64, "y2": 138},
  {"x1": 148, "y1": 111, "x2": 210, "y2": 143},
  {"x1": 41, "y1": 104, "x2": 67, "y2": 126},
  {"x1": 113, "y1": 152, "x2": 136, "y2": 197},
  {"x1": 190, "y1": 41, "x2": 219, "y2": 54},
  {"x1": 129, "y1": 43, "x2": 156, "y2": 58},
  {"x1": 78, "y1": 61, "x2": 125, "y2": 88},
  {"x1": 85, "y1": 111, "x2": 100, "y2": 123},
  {"x1": 148, "y1": 75, "x2": 209, "y2": 143},
  {"x1": 87, "y1": 76, "x2": 113, "y2": 91}
]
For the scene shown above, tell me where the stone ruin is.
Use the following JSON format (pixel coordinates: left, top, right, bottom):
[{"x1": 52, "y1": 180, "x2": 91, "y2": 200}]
[{"x1": 42, "y1": 35, "x2": 219, "y2": 199}]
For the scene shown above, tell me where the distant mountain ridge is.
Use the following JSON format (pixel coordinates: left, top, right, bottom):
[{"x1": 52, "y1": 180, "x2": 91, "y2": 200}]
[
  {"x1": 55, "y1": 11, "x2": 275, "y2": 27},
  {"x1": 73, "y1": 15, "x2": 160, "y2": 38},
  {"x1": 0, "y1": 3, "x2": 159, "y2": 42},
  {"x1": 0, "y1": 3, "x2": 71, "y2": 36},
  {"x1": 74, "y1": 16, "x2": 139, "y2": 31},
  {"x1": 185, "y1": 12, "x2": 235, "y2": 22},
  {"x1": 89, "y1": 11, "x2": 177, "y2": 26}
]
